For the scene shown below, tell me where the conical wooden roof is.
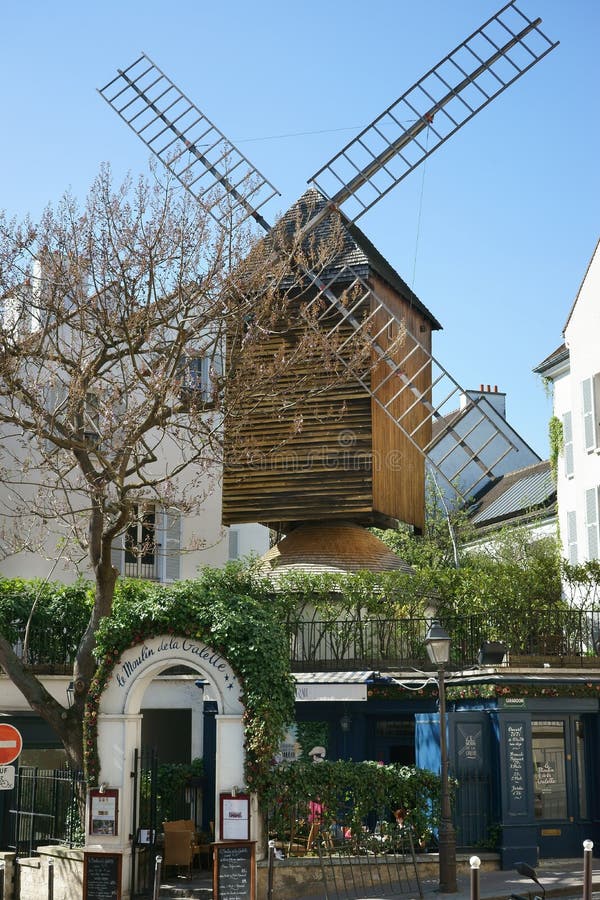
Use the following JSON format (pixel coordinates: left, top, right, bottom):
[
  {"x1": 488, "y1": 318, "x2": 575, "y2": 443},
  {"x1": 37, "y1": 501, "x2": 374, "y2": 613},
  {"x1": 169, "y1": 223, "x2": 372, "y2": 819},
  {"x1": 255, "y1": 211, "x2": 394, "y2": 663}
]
[{"x1": 261, "y1": 521, "x2": 413, "y2": 576}]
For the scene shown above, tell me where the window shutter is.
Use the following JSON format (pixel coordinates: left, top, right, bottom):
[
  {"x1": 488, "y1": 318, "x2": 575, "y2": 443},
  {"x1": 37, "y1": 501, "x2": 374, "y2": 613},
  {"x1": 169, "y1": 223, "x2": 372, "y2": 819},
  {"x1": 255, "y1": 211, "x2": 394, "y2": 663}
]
[
  {"x1": 160, "y1": 508, "x2": 181, "y2": 582},
  {"x1": 111, "y1": 531, "x2": 124, "y2": 575},
  {"x1": 228, "y1": 528, "x2": 239, "y2": 560},
  {"x1": 585, "y1": 487, "x2": 600, "y2": 560},
  {"x1": 566, "y1": 510, "x2": 578, "y2": 565},
  {"x1": 583, "y1": 378, "x2": 598, "y2": 452},
  {"x1": 562, "y1": 411, "x2": 574, "y2": 478}
]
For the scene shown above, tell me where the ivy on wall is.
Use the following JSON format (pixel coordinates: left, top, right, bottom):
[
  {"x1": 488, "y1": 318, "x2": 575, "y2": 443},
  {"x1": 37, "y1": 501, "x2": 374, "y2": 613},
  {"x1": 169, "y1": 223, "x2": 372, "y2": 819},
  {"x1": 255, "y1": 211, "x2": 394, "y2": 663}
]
[
  {"x1": 548, "y1": 415, "x2": 564, "y2": 484},
  {"x1": 83, "y1": 566, "x2": 295, "y2": 791}
]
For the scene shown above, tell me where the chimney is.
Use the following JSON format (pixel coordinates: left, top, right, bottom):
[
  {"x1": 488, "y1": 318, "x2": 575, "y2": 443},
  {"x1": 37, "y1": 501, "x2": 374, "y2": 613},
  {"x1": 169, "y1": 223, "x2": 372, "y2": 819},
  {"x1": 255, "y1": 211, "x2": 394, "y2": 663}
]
[{"x1": 460, "y1": 384, "x2": 507, "y2": 418}]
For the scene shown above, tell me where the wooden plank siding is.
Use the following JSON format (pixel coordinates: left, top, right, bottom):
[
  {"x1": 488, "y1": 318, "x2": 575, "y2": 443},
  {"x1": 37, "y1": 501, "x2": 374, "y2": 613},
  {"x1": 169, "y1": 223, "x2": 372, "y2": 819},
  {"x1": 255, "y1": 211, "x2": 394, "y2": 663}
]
[
  {"x1": 370, "y1": 273, "x2": 431, "y2": 532},
  {"x1": 222, "y1": 269, "x2": 430, "y2": 531}
]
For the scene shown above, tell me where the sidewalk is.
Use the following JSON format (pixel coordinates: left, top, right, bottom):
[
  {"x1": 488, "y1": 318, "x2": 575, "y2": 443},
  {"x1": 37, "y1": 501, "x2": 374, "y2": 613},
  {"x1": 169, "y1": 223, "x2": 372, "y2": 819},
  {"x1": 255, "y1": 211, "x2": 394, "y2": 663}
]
[
  {"x1": 418, "y1": 858, "x2": 600, "y2": 900},
  {"x1": 158, "y1": 857, "x2": 600, "y2": 899}
]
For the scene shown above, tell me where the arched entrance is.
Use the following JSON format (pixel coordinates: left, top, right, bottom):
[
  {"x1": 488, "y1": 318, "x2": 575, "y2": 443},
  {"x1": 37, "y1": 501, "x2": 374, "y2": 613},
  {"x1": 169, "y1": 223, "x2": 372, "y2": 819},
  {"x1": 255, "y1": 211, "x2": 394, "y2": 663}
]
[{"x1": 88, "y1": 634, "x2": 249, "y2": 899}]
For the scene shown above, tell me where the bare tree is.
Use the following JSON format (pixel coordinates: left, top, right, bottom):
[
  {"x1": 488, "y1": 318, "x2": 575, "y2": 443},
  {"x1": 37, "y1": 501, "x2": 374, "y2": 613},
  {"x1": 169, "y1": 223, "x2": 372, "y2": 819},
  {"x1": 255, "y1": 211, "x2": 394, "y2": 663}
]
[{"x1": 0, "y1": 165, "x2": 358, "y2": 770}]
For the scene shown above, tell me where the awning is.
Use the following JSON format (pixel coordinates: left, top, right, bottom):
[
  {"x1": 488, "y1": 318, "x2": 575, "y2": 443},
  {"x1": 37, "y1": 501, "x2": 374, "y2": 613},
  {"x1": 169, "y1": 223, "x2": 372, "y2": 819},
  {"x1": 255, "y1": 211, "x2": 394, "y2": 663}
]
[{"x1": 293, "y1": 671, "x2": 374, "y2": 702}]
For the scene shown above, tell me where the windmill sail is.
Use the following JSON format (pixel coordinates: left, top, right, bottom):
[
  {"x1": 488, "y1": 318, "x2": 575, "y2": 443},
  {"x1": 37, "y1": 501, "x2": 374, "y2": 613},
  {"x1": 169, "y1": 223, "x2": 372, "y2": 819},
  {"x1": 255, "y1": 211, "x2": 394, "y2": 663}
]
[
  {"x1": 98, "y1": 53, "x2": 280, "y2": 232},
  {"x1": 309, "y1": 1, "x2": 558, "y2": 223}
]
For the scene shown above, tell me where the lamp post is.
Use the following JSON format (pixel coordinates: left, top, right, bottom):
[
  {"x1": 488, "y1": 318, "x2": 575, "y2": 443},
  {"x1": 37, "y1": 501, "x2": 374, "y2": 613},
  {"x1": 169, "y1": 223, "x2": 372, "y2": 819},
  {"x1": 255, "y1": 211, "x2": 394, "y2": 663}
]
[{"x1": 425, "y1": 621, "x2": 457, "y2": 893}]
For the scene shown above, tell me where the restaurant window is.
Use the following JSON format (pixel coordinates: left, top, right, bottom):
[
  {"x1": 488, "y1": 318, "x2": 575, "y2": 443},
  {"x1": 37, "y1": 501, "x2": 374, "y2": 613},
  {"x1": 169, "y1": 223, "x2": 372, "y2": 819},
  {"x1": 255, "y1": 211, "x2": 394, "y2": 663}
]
[
  {"x1": 532, "y1": 720, "x2": 567, "y2": 819},
  {"x1": 576, "y1": 719, "x2": 588, "y2": 819}
]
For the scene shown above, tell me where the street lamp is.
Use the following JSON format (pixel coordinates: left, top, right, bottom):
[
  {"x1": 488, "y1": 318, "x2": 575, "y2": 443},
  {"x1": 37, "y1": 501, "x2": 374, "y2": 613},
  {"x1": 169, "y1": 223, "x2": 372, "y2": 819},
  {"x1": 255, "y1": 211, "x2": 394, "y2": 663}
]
[{"x1": 425, "y1": 621, "x2": 457, "y2": 893}]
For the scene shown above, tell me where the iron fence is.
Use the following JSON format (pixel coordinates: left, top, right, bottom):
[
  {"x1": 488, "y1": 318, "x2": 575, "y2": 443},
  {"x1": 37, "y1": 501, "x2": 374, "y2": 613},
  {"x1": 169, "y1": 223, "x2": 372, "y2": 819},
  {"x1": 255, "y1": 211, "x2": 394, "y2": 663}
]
[
  {"x1": 290, "y1": 608, "x2": 600, "y2": 671},
  {"x1": 4, "y1": 767, "x2": 85, "y2": 857},
  {"x1": 266, "y1": 802, "x2": 422, "y2": 899},
  {"x1": 9, "y1": 625, "x2": 81, "y2": 674}
]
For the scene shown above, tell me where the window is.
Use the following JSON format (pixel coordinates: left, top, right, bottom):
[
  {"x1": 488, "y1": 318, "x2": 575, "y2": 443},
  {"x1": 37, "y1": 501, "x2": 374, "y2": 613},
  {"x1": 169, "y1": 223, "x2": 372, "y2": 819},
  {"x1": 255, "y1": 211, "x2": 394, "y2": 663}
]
[
  {"x1": 582, "y1": 374, "x2": 600, "y2": 452},
  {"x1": 562, "y1": 411, "x2": 574, "y2": 477},
  {"x1": 111, "y1": 506, "x2": 181, "y2": 582},
  {"x1": 180, "y1": 353, "x2": 223, "y2": 407},
  {"x1": 532, "y1": 720, "x2": 567, "y2": 819},
  {"x1": 74, "y1": 392, "x2": 100, "y2": 442},
  {"x1": 585, "y1": 487, "x2": 600, "y2": 560},
  {"x1": 125, "y1": 507, "x2": 157, "y2": 579},
  {"x1": 566, "y1": 510, "x2": 578, "y2": 565}
]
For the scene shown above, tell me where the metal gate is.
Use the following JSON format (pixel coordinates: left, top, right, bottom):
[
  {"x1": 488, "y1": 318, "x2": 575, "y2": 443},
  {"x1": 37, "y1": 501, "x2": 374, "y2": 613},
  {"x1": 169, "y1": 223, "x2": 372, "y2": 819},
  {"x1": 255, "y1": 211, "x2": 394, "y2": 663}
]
[
  {"x1": 316, "y1": 827, "x2": 422, "y2": 900},
  {"x1": 130, "y1": 747, "x2": 159, "y2": 898},
  {"x1": 4, "y1": 767, "x2": 85, "y2": 856}
]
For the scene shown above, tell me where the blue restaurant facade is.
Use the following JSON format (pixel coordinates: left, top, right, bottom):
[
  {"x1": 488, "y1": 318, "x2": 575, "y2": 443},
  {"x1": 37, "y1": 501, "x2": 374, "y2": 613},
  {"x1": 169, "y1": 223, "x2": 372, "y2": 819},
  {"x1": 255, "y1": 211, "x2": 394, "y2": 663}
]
[{"x1": 293, "y1": 671, "x2": 600, "y2": 866}]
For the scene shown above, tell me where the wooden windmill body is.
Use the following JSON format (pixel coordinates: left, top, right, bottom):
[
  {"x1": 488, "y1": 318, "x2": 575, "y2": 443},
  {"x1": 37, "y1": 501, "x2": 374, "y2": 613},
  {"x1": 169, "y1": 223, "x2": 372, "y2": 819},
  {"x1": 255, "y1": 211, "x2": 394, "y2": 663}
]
[{"x1": 221, "y1": 188, "x2": 441, "y2": 534}]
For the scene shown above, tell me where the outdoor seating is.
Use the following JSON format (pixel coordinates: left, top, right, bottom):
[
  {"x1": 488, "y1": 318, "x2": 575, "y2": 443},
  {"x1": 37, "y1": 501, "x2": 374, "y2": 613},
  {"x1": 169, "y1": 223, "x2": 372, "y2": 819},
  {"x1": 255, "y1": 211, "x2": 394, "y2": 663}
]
[{"x1": 162, "y1": 820, "x2": 203, "y2": 876}]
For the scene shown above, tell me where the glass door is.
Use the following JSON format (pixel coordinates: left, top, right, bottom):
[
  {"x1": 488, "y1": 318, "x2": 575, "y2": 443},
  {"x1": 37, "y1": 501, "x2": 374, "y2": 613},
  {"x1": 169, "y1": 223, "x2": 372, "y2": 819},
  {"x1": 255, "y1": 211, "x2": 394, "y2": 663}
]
[{"x1": 532, "y1": 716, "x2": 589, "y2": 858}]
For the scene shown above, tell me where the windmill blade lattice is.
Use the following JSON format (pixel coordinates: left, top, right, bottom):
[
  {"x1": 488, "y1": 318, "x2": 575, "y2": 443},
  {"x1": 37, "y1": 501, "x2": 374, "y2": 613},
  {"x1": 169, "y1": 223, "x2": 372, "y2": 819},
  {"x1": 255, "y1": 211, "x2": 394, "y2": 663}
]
[
  {"x1": 308, "y1": 1, "x2": 558, "y2": 223},
  {"x1": 98, "y1": 53, "x2": 280, "y2": 232},
  {"x1": 302, "y1": 260, "x2": 515, "y2": 493}
]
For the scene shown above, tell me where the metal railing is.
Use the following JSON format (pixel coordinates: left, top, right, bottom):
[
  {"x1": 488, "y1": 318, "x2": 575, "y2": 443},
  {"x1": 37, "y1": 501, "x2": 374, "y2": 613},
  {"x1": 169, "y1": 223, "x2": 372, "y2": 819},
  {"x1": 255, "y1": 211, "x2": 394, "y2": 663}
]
[
  {"x1": 4, "y1": 767, "x2": 85, "y2": 856},
  {"x1": 5, "y1": 609, "x2": 600, "y2": 674},
  {"x1": 8, "y1": 626, "x2": 81, "y2": 674},
  {"x1": 289, "y1": 608, "x2": 600, "y2": 671}
]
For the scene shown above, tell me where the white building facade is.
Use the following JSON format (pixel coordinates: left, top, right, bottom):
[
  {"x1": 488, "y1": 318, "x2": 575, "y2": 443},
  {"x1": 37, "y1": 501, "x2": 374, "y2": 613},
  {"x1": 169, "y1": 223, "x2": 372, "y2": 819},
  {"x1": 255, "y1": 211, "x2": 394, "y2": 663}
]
[{"x1": 534, "y1": 238, "x2": 600, "y2": 568}]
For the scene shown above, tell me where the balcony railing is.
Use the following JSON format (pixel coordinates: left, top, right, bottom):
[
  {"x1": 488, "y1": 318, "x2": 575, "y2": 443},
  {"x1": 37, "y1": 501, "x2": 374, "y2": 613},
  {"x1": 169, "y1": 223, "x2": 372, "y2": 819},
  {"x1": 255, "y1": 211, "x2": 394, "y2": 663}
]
[
  {"x1": 3, "y1": 608, "x2": 600, "y2": 674},
  {"x1": 289, "y1": 608, "x2": 600, "y2": 672}
]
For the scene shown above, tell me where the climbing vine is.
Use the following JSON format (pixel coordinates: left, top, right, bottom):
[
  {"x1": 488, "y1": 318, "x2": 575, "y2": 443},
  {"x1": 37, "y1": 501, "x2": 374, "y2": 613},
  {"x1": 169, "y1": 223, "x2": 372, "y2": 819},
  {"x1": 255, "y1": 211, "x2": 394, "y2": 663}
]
[
  {"x1": 548, "y1": 415, "x2": 564, "y2": 483},
  {"x1": 83, "y1": 566, "x2": 295, "y2": 793}
]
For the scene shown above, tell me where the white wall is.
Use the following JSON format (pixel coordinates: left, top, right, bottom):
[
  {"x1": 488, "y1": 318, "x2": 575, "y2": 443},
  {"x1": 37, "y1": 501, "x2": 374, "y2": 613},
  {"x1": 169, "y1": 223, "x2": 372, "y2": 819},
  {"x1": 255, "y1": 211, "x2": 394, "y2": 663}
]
[{"x1": 558, "y1": 240, "x2": 600, "y2": 567}]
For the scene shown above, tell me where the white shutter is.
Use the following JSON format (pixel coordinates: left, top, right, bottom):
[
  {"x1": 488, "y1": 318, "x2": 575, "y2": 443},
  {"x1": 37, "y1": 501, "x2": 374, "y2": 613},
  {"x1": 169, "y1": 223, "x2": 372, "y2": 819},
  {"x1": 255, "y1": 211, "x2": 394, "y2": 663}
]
[
  {"x1": 159, "y1": 507, "x2": 181, "y2": 582},
  {"x1": 228, "y1": 528, "x2": 239, "y2": 560},
  {"x1": 566, "y1": 510, "x2": 578, "y2": 565},
  {"x1": 585, "y1": 487, "x2": 600, "y2": 560},
  {"x1": 562, "y1": 411, "x2": 574, "y2": 478},
  {"x1": 111, "y1": 531, "x2": 124, "y2": 575},
  {"x1": 582, "y1": 377, "x2": 600, "y2": 452}
]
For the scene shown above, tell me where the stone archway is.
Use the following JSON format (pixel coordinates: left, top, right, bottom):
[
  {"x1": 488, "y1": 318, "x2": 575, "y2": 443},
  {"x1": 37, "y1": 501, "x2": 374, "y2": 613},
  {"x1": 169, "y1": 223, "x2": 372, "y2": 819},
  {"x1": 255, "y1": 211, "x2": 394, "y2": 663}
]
[{"x1": 88, "y1": 634, "x2": 248, "y2": 898}]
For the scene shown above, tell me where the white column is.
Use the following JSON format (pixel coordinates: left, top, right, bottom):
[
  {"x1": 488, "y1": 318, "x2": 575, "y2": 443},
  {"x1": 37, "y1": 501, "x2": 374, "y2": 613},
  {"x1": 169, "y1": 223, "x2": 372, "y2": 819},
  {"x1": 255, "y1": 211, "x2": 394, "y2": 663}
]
[{"x1": 85, "y1": 713, "x2": 142, "y2": 900}]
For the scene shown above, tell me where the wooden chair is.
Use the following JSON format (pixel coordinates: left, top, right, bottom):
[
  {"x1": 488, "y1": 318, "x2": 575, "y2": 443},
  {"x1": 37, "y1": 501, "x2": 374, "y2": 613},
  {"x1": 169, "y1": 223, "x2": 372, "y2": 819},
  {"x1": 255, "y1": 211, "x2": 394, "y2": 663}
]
[{"x1": 163, "y1": 828, "x2": 196, "y2": 878}]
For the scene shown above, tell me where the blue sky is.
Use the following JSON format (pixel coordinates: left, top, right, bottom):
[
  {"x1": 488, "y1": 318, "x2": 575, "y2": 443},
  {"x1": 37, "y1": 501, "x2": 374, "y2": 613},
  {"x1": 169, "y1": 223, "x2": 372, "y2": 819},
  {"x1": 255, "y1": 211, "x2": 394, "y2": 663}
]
[{"x1": 2, "y1": 1, "x2": 599, "y2": 458}]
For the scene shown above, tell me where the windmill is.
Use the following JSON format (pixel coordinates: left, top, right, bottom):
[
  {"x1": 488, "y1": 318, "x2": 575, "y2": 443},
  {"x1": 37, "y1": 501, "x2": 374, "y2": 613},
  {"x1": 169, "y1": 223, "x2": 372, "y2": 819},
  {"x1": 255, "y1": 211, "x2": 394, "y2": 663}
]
[{"x1": 98, "y1": 1, "x2": 557, "y2": 537}]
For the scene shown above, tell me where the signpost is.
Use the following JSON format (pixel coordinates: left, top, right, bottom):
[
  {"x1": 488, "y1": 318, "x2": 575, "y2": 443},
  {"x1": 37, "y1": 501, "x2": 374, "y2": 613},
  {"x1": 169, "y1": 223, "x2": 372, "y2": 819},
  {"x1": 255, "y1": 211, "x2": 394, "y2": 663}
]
[
  {"x1": 0, "y1": 723, "x2": 23, "y2": 765},
  {"x1": 0, "y1": 724, "x2": 22, "y2": 792}
]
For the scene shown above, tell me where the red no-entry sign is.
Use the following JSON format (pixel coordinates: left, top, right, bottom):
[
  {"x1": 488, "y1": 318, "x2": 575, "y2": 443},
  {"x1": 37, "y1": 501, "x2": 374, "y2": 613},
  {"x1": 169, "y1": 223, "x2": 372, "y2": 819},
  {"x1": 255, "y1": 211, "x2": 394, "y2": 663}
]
[{"x1": 0, "y1": 723, "x2": 23, "y2": 765}]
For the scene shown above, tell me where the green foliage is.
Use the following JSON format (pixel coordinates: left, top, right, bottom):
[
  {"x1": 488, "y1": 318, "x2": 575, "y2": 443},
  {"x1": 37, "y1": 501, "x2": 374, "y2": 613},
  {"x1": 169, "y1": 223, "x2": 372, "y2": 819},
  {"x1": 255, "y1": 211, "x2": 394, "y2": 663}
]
[
  {"x1": 263, "y1": 758, "x2": 442, "y2": 845},
  {"x1": 561, "y1": 559, "x2": 600, "y2": 610},
  {"x1": 0, "y1": 577, "x2": 93, "y2": 639},
  {"x1": 548, "y1": 415, "x2": 563, "y2": 483},
  {"x1": 84, "y1": 564, "x2": 294, "y2": 792},
  {"x1": 372, "y1": 475, "x2": 476, "y2": 570},
  {"x1": 296, "y1": 722, "x2": 329, "y2": 757},
  {"x1": 144, "y1": 758, "x2": 204, "y2": 826}
]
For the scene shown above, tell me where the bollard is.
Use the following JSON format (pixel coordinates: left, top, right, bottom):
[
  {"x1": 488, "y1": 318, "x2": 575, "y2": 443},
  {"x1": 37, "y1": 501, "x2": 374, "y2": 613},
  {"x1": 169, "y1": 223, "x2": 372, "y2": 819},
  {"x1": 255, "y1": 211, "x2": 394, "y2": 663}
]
[
  {"x1": 583, "y1": 840, "x2": 593, "y2": 900},
  {"x1": 152, "y1": 854, "x2": 163, "y2": 900},
  {"x1": 47, "y1": 857, "x2": 54, "y2": 900},
  {"x1": 267, "y1": 839, "x2": 276, "y2": 900},
  {"x1": 470, "y1": 856, "x2": 481, "y2": 900}
]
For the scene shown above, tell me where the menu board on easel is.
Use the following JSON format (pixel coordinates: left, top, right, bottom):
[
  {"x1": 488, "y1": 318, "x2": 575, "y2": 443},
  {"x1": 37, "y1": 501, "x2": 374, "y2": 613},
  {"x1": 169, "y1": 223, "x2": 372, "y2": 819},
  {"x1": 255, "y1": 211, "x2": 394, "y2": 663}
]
[
  {"x1": 83, "y1": 851, "x2": 122, "y2": 900},
  {"x1": 213, "y1": 841, "x2": 255, "y2": 900}
]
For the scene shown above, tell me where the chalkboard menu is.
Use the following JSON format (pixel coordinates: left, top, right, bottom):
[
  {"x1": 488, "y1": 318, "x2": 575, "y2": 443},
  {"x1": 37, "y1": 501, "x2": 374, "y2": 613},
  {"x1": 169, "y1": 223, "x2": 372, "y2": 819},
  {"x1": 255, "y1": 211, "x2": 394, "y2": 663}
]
[
  {"x1": 213, "y1": 841, "x2": 256, "y2": 900},
  {"x1": 505, "y1": 721, "x2": 527, "y2": 815},
  {"x1": 83, "y1": 851, "x2": 122, "y2": 900}
]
